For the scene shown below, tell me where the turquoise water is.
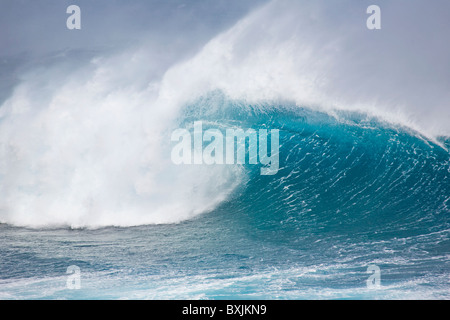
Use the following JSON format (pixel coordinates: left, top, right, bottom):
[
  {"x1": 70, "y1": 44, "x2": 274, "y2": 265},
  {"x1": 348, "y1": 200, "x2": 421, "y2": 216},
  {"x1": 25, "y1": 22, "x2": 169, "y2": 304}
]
[{"x1": 1, "y1": 101, "x2": 449, "y2": 299}]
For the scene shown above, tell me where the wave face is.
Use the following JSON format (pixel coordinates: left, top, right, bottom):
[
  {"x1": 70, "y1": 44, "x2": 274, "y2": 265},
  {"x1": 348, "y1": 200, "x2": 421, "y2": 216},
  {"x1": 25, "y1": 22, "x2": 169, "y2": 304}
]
[{"x1": 182, "y1": 94, "x2": 450, "y2": 240}]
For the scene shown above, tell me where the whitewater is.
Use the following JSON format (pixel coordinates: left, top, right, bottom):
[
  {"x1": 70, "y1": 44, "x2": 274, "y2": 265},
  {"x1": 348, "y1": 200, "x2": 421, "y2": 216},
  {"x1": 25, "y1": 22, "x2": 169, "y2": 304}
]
[{"x1": 0, "y1": 0, "x2": 449, "y2": 299}]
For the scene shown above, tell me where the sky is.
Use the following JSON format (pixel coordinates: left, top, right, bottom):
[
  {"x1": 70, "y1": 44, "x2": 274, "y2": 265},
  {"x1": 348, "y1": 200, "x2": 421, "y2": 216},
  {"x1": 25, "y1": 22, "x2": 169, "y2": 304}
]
[
  {"x1": 0, "y1": 0, "x2": 268, "y2": 102},
  {"x1": 0, "y1": 0, "x2": 268, "y2": 55},
  {"x1": 1, "y1": 0, "x2": 449, "y2": 136}
]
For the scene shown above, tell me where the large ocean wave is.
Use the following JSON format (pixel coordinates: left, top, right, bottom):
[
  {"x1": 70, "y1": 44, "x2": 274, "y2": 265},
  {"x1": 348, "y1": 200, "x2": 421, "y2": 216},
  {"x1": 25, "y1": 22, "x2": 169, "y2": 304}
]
[
  {"x1": 1, "y1": 0, "x2": 449, "y2": 230},
  {"x1": 1, "y1": 90, "x2": 449, "y2": 233}
]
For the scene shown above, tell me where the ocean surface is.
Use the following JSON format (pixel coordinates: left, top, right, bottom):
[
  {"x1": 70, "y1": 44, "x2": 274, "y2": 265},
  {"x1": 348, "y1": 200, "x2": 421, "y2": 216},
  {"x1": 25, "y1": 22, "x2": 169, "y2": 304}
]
[
  {"x1": 1, "y1": 0, "x2": 450, "y2": 300},
  {"x1": 1, "y1": 99, "x2": 449, "y2": 299}
]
